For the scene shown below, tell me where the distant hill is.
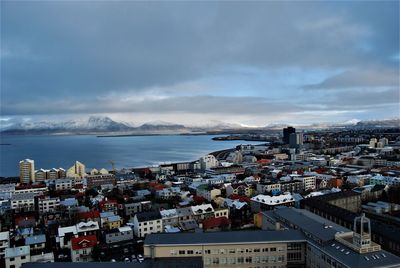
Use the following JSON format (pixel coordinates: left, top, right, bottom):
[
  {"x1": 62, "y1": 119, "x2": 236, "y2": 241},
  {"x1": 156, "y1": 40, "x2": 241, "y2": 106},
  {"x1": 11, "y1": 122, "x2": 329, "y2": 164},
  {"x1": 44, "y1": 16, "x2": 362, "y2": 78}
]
[{"x1": 1, "y1": 116, "x2": 398, "y2": 135}]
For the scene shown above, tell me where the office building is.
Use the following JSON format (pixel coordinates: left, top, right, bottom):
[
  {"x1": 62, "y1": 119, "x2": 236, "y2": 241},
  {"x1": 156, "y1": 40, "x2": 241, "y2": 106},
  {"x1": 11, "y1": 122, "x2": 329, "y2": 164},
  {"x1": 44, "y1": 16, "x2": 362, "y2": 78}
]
[{"x1": 283, "y1": 127, "x2": 296, "y2": 144}]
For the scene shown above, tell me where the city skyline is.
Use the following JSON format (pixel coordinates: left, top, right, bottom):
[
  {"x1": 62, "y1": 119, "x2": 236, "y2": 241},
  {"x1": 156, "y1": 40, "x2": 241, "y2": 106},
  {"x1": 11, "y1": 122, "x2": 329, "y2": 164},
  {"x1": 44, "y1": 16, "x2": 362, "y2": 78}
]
[{"x1": 1, "y1": 1, "x2": 399, "y2": 127}]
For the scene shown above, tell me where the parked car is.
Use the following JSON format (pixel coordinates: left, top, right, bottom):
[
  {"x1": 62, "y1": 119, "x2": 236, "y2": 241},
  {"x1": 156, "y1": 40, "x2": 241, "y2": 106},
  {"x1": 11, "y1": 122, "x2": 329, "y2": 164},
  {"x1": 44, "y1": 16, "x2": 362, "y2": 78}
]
[{"x1": 137, "y1": 254, "x2": 144, "y2": 262}]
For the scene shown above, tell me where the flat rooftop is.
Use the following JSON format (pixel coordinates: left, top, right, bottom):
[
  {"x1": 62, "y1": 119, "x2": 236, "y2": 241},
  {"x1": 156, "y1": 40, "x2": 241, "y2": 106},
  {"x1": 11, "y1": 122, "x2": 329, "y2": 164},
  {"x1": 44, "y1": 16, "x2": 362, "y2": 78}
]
[{"x1": 145, "y1": 229, "x2": 305, "y2": 246}]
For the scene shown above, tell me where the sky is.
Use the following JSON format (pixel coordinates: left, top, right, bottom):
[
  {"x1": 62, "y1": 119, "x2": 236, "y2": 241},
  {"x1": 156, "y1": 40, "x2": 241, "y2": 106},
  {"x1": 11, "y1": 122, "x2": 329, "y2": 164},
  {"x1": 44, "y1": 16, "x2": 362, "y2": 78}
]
[{"x1": 1, "y1": 1, "x2": 399, "y2": 127}]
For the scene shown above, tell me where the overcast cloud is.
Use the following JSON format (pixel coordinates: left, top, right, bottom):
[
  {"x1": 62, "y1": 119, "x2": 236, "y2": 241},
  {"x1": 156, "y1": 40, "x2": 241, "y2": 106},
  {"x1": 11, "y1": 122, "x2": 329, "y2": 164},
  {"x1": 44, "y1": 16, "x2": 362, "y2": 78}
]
[{"x1": 1, "y1": 1, "x2": 399, "y2": 126}]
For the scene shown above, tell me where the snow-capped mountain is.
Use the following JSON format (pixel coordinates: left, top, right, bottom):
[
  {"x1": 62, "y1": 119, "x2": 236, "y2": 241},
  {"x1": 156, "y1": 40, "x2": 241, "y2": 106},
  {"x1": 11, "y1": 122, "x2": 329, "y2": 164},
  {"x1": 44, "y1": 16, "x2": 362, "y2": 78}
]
[{"x1": 2, "y1": 116, "x2": 133, "y2": 134}]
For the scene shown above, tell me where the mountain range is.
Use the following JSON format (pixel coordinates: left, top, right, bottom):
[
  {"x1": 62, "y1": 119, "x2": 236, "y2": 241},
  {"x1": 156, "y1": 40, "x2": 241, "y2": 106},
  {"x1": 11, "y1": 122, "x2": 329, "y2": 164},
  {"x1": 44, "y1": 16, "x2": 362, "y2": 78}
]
[{"x1": 1, "y1": 116, "x2": 399, "y2": 135}]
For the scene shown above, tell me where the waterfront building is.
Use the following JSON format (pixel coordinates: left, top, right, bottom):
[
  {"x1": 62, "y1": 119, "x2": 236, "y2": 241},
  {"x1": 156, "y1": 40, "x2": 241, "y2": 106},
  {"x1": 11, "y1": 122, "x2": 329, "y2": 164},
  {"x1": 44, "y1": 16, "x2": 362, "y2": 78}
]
[
  {"x1": 66, "y1": 161, "x2": 87, "y2": 179},
  {"x1": 19, "y1": 159, "x2": 35, "y2": 184}
]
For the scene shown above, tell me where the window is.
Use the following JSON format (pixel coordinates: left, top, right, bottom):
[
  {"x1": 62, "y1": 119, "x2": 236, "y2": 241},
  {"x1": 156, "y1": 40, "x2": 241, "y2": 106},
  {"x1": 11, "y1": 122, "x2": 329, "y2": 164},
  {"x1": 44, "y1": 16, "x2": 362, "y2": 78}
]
[
  {"x1": 205, "y1": 250, "x2": 211, "y2": 254},
  {"x1": 237, "y1": 248, "x2": 244, "y2": 253},
  {"x1": 254, "y1": 248, "x2": 260, "y2": 253},
  {"x1": 187, "y1": 250, "x2": 193, "y2": 255},
  {"x1": 271, "y1": 247, "x2": 276, "y2": 252},
  {"x1": 228, "y1": 249, "x2": 235, "y2": 254},
  {"x1": 179, "y1": 250, "x2": 185, "y2": 255},
  {"x1": 10, "y1": 258, "x2": 15, "y2": 261}
]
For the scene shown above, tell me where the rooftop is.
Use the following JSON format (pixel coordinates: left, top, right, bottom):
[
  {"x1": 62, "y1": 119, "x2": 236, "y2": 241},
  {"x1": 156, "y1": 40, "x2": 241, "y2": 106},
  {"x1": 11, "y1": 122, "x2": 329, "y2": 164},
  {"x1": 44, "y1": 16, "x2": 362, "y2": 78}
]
[
  {"x1": 145, "y1": 229, "x2": 305, "y2": 246},
  {"x1": 25, "y1": 234, "x2": 46, "y2": 245},
  {"x1": 5, "y1": 246, "x2": 30, "y2": 258}
]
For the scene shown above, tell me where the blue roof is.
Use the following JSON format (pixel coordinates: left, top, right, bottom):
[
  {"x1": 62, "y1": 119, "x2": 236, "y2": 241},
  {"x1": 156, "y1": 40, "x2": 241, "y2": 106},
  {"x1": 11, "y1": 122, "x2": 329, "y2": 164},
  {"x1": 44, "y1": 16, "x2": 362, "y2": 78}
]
[{"x1": 25, "y1": 234, "x2": 46, "y2": 245}]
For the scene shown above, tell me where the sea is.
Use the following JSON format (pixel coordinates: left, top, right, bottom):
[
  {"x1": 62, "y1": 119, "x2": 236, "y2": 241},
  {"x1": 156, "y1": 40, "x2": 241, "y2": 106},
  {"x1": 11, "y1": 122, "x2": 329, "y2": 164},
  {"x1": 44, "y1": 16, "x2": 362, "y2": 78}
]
[{"x1": 0, "y1": 134, "x2": 265, "y2": 177}]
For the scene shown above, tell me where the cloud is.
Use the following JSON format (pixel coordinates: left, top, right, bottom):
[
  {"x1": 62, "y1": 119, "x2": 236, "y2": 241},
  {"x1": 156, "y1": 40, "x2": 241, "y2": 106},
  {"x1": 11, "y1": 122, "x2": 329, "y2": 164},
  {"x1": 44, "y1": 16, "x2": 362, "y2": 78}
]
[
  {"x1": 1, "y1": 1, "x2": 399, "y2": 124},
  {"x1": 303, "y1": 67, "x2": 399, "y2": 89}
]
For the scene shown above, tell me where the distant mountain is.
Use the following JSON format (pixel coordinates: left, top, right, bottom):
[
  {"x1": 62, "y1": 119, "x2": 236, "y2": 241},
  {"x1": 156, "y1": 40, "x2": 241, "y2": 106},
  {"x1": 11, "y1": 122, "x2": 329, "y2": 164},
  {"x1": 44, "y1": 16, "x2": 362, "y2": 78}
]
[
  {"x1": 353, "y1": 119, "x2": 400, "y2": 128},
  {"x1": 138, "y1": 121, "x2": 186, "y2": 131},
  {"x1": 2, "y1": 116, "x2": 398, "y2": 135},
  {"x1": 1, "y1": 116, "x2": 133, "y2": 134}
]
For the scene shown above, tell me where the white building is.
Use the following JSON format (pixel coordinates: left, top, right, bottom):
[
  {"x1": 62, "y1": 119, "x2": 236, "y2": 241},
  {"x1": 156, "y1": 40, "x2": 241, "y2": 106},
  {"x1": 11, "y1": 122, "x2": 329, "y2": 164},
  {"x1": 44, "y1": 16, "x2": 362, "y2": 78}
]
[
  {"x1": 5, "y1": 246, "x2": 30, "y2": 268},
  {"x1": 0, "y1": 231, "x2": 10, "y2": 258},
  {"x1": 199, "y1": 155, "x2": 219, "y2": 170},
  {"x1": 133, "y1": 211, "x2": 163, "y2": 238},
  {"x1": 38, "y1": 197, "x2": 60, "y2": 213},
  {"x1": 11, "y1": 192, "x2": 35, "y2": 211},
  {"x1": 160, "y1": 209, "x2": 179, "y2": 227},
  {"x1": 294, "y1": 176, "x2": 316, "y2": 191},
  {"x1": 19, "y1": 159, "x2": 35, "y2": 184}
]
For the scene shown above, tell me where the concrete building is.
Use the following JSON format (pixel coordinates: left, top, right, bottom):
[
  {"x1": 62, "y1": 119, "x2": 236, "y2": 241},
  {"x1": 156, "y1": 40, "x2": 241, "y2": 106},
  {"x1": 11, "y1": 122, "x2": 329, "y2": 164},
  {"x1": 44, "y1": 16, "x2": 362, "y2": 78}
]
[
  {"x1": 294, "y1": 176, "x2": 316, "y2": 191},
  {"x1": 144, "y1": 230, "x2": 306, "y2": 267},
  {"x1": 133, "y1": 211, "x2": 163, "y2": 238},
  {"x1": 199, "y1": 155, "x2": 219, "y2": 170},
  {"x1": 289, "y1": 133, "x2": 303, "y2": 149},
  {"x1": 37, "y1": 196, "x2": 60, "y2": 213},
  {"x1": 11, "y1": 192, "x2": 35, "y2": 212},
  {"x1": 260, "y1": 207, "x2": 400, "y2": 268},
  {"x1": 66, "y1": 161, "x2": 86, "y2": 179},
  {"x1": 5, "y1": 246, "x2": 30, "y2": 268},
  {"x1": 0, "y1": 231, "x2": 10, "y2": 258},
  {"x1": 85, "y1": 174, "x2": 116, "y2": 189},
  {"x1": 104, "y1": 226, "x2": 134, "y2": 244},
  {"x1": 19, "y1": 159, "x2": 35, "y2": 184},
  {"x1": 283, "y1": 126, "x2": 296, "y2": 144}
]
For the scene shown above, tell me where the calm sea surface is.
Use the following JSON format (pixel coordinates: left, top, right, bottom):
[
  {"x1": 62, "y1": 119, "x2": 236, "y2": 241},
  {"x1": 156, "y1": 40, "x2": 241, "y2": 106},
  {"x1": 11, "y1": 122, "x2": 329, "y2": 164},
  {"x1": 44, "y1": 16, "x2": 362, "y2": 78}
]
[{"x1": 0, "y1": 134, "x2": 264, "y2": 177}]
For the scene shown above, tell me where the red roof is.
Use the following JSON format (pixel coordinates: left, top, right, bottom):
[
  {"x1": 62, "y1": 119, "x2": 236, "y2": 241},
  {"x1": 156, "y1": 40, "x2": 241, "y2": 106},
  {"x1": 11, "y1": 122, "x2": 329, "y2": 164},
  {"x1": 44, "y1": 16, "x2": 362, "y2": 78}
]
[
  {"x1": 203, "y1": 217, "x2": 230, "y2": 229},
  {"x1": 229, "y1": 194, "x2": 251, "y2": 203},
  {"x1": 71, "y1": 235, "x2": 97, "y2": 250},
  {"x1": 78, "y1": 211, "x2": 100, "y2": 220},
  {"x1": 193, "y1": 195, "x2": 207, "y2": 204}
]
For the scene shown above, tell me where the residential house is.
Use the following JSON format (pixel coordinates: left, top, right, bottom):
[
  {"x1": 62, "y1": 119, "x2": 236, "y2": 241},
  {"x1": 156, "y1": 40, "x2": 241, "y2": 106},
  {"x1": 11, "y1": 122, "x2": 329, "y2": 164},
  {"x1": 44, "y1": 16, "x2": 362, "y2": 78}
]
[
  {"x1": 70, "y1": 235, "x2": 97, "y2": 262},
  {"x1": 0, "y1": 231, "x2": 9, "y2": 258},
  {"x1": 104, "y1": 226, "x2": 134, "y2": 244},
  {"x1": 226, "y1": 183, "x2": 252, "y2": 197},
  {"x1": 25, "y1": 234, "x2": 46, "y2": 252},
  {"x1": 133, "y1": 211, "x2": 163, "y2": 238},
  {"x1": 196, "y1": 185, "x2": 221, "y2": 202},
  {"x1": 5, "y1": 246, "x2": 30, "y2": 268},
  {"x1": 251, "y1": 193, "x2": 295, "y2": 212}
]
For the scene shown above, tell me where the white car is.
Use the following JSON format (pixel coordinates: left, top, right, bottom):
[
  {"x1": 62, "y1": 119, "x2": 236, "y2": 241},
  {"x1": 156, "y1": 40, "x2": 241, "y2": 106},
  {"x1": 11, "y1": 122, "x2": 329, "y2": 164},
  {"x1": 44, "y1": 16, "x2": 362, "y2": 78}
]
[{"x1": 137, "y1": 254, "x2": 144, "y2": 262}]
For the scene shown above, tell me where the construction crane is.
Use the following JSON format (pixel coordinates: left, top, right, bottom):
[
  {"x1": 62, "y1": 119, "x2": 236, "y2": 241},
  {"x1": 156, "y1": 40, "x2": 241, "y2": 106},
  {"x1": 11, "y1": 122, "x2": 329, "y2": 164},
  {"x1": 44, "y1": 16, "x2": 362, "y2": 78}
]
[{"x1": 108, "y1": 160, "x2": 116, "y2": 173}]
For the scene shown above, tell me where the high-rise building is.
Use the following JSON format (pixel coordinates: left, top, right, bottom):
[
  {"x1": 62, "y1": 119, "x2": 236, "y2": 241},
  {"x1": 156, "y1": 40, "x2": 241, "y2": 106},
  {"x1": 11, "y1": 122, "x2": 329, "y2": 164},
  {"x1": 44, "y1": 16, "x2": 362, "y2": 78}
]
[
  {"x1": 283, "y1": 127, "x2": 295, "y2": 144},
  {"x1": 289, "y1": 132, "x2": 303, "y2": 148},
  {"x1": 19, "y1": 159, "x2": 35, "y2": 184}
]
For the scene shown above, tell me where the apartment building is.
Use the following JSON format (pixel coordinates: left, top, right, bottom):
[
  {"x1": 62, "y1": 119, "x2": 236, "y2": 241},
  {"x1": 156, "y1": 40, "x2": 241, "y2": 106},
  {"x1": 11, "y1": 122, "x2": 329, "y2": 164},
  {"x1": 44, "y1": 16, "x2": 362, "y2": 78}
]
[
  {"x1": 19, "y1": 159, "x2": 35, "y2": 184},
  {"x1": 37, "y1": 196, "x2": 60, "y2": 213},
  {"x1": 133, "y1": 211, "x2": 162, "y2": 238},
  {"x1": 11, "y1": 192, "x2": 35, "y2": 212}
]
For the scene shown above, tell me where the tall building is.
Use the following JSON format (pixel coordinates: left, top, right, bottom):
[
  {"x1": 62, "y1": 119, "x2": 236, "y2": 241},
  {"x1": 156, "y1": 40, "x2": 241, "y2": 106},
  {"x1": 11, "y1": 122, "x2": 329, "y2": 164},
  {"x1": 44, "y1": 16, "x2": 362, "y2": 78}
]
[
  {"x1": 283, "y1": 127, "x2": 296, "y2": 144},
  {"x1": 19, "y1": 159, "x2": 35, "y2": 184},
  {"x1": 289, "y1": 133, "x2": 303, "y2": 149},
  {"x1": 66, "y1": 161, "x2": 86, "y2": 179}
]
